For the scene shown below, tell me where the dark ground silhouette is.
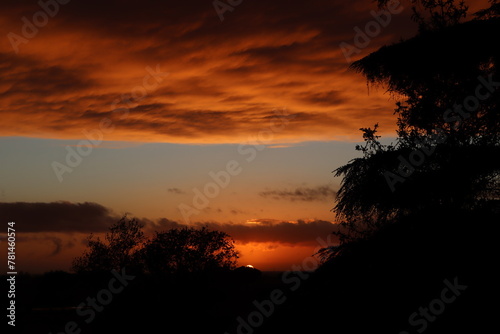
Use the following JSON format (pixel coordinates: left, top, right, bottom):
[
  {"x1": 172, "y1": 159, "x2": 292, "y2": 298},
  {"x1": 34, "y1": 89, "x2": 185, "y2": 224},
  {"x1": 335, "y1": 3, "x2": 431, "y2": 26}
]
[{"x1": 6, "y1": 204, "x2": 497, "y2": 333}]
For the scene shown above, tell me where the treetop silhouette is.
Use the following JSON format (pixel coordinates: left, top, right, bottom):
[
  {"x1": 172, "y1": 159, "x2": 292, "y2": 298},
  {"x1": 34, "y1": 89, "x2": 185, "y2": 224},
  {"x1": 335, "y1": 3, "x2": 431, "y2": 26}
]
[
  {"x1": 72, "y1": 217, "x2": 239, "y2": 276},
  {"x1": 326, "y1": 0, "x2": 499, "y2": 252}
]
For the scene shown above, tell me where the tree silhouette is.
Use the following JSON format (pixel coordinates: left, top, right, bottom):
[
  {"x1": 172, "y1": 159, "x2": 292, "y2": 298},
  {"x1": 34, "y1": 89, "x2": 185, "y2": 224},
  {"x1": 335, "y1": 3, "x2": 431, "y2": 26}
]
[
  {"x1": 72, "y1": 216, "x2": 145, "y2": 273},
  {"x1": 476, "y1": 0, "x2": 500, "y2": 20},
  {"x1": 377, "y1": 0, "x2": 468, "y2": 31},
  {"x1": 140, "y1": 226, "x2": 239, "y2": 276},
  {"x1": 322, "y1": 1, "x2": 500, "y2": 260},
  {"x1": 73, "y1": 219, "x2": 239, "y2": 276}
]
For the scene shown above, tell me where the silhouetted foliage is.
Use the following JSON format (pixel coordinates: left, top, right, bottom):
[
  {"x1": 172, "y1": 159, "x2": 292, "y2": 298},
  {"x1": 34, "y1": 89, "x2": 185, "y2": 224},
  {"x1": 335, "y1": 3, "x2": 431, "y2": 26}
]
[
  {"x1": 72, "y1": 217, "x2": 239, "y2": 277},
  {"x1": 351, "y1": 19, "x2": 500, "y2": 142},
  {"x1": 72, "y1": 216, "x2": 145, "y2": 273},
  {"x1": 475, "y1": 0, "x2": 500, "y2": 20},
  {"x1": 322, "y1": 1, "x2": 500, "y2": 261},
  {"x1": 377, "y1": 0, "x2": 468, "y2": 31},
  {"x1": 140, "y1": 226, "x2": 239, "y2": 275}
]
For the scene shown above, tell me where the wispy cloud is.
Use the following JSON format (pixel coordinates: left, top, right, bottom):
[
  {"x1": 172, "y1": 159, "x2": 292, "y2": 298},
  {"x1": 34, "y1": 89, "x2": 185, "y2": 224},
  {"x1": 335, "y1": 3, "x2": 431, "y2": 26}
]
[
  {"x1": 259, "y1": 185, "x2": 337, "y2": 202},
  {"x1": 167, "y1": 188, "x2": 185, "y2": 195}
]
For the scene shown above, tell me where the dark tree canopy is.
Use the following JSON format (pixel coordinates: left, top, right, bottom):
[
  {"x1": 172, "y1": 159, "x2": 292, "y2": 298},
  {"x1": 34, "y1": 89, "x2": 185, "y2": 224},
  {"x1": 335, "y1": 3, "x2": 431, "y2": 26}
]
[
  {"x1": 351, "y1": 17, "x2": 500, "y2": 142},
  {"x1": 475, "y1": 0, "x2": 500, "y2": 19},
  {"x1": 72, "y1": 218, "x2": 239, "y2": 276},
  {"x1": 325, "y1": 1, "x2": 500, "y2": 255},
  {"x1": 140, "y1": 226, "x2": 239, "y2": 275},
  {"x1": 72, "y1": 216, "x2": 145, "y2": 273},
  {"x1": 376, "y1": 0, "x2": 468, "y2": 31}
]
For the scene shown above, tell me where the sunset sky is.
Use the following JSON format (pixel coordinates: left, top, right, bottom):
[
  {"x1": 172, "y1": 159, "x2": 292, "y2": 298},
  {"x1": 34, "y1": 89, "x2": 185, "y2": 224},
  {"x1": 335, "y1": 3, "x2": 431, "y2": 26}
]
[{"x1": 0, "y1": 0, "x2": 488, "y2": 273}]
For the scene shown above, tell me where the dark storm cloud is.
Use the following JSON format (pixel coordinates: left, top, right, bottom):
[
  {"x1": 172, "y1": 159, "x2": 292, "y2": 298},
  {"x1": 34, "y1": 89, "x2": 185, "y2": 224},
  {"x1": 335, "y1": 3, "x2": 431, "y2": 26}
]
[{"x1": 0, "y1": 201, "x2": 119, "y2": 232}]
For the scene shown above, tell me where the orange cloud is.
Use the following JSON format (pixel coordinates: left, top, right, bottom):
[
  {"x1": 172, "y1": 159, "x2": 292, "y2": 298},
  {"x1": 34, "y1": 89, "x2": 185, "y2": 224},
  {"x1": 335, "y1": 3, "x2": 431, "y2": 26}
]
[{"x1": 0, "y1": 0, "x2": 414, "y2": 144}]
